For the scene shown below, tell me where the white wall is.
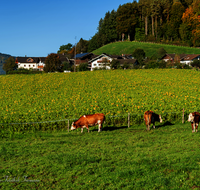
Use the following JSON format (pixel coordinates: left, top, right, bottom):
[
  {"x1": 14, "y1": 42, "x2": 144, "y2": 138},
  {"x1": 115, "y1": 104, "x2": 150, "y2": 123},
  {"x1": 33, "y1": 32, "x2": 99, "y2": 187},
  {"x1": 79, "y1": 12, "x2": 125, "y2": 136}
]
[{"x1": 91, "y1": 56, "x2": 112, "y2": 71}]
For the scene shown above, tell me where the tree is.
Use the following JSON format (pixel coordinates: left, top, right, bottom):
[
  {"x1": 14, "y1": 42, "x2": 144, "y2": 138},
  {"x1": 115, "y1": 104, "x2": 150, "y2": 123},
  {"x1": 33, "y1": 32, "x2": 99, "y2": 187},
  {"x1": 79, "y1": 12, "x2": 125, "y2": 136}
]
[
  {"x1": 76, "y1": 38, "x2": 89, "y2": 54},
  {"x1": 3, "y1": 57, "x2": 17, "y2": 73},
  {"x1": 57, "y1": 43, "x2": 72, "y2": 54},
  {"x1": 44, "y1": 53, "x2": 62, "y2": 73},
  {"x1": 79, "y1": 62, "x2": 89, "y2": 71},
  {"x1": 132, "y1": 48, "x2": 146, "y2": 63},
  {"x1": 111, "y1": 59, "x2": 120, "y2": 69},
  {"x1": 63, "y1": 61, "x2": 72, "y2": 71},
  {"x1": 157, "y1": 47, "x2": 167, "y2": 59},
  {"x1": 168, "y1": 2, "x2": 185, "y2": 40},
  {"x1": 116, "y1": 2, "x2": 138, "y2": 40}
]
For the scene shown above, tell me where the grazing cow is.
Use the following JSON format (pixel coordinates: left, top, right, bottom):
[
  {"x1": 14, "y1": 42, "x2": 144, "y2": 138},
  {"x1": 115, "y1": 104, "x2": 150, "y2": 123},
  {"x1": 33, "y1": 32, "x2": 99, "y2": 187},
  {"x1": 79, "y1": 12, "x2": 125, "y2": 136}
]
[
  {"x1": 144, "y1": 110, "x2": 162, "y2": 131},
  {"x1": 188, "y1": 112, "x2": 200, "y2": 133},
  {"x1": 71, "y1": 113, "x2": 105, "y2": 133}
]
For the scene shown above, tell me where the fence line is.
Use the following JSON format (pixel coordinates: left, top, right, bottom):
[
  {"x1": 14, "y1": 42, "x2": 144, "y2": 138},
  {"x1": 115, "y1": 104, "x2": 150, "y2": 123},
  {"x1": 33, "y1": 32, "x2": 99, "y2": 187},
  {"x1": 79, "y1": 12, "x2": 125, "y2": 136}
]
[{"x1": 0, "y1": 109, "x2": 190, "y2": 129}]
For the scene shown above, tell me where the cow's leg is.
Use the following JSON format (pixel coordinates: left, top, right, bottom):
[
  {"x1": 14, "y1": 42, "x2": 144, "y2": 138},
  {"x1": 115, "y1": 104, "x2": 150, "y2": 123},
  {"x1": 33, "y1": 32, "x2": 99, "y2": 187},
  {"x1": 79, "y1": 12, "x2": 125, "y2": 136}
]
[
  {"x1": 192, "y1": 123, "x2": 195, "y2": 133},
  {"x1": 98, "y1": 123, "x2": 102, "y2": 132},
  {"x1": 148, "y1": 124, "x2": 150, "y2": 131},
  {"x1": 196, "y1": 123, "x2": 198, "y2": 132},
  {"x1": 153, "y1": 122, "x2": 155, "y2": 129},
  {"x1": 86, "y1": 125, "x2": 89, "y2": 133},
  {"x1": 81, "y1": 128, "x2": 83, "y2": 133}
]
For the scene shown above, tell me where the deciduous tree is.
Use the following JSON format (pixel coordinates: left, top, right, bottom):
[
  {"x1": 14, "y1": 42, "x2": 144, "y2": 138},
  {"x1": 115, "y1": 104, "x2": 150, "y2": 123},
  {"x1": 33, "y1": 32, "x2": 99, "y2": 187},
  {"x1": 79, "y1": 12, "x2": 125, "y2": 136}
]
[
  {"x1": 57, "y1": 43, "x2": 72, "y2": 54},
  {"x1": 44, "y1": 53, "x2": 62, "y2": 73},
  {"x1": 3, "y1": 57, "x2": 17, "y2": 73}
]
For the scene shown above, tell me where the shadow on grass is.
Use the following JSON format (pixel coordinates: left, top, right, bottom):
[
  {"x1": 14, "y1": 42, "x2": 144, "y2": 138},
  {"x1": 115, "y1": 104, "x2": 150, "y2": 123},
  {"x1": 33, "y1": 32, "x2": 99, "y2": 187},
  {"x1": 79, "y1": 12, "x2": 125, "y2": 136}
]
[
  {"x1": 155, "y1": 121, "x2": 175, "y2": 129},
  {"x1": 92, "y1": 126, "x2": 128, "y2": 132}
]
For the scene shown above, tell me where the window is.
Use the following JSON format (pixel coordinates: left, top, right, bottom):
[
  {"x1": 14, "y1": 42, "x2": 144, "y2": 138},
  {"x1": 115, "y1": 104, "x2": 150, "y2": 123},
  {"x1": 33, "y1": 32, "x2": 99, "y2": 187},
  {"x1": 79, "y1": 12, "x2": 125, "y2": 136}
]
[{"x1": 24, "y1": 65, "x2": 26, "y2": 67}]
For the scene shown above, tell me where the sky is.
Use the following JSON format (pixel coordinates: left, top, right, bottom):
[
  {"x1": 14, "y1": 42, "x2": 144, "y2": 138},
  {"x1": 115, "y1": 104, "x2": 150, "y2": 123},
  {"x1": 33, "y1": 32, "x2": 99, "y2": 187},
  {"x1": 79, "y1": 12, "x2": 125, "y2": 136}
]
[{"x1": 0, "y1": 0, "x2": 136, "y2": 57}]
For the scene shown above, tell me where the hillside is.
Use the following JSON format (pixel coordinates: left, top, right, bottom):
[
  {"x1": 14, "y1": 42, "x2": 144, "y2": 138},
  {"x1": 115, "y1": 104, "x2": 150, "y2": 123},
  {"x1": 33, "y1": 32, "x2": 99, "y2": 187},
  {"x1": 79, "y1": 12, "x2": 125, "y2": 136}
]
[
  {"x1": 0, "y1": 52, "x2": 11, "y2": 65},
  {"x1": 92, "y1": 41, "x2": 200, "y2": 57}
]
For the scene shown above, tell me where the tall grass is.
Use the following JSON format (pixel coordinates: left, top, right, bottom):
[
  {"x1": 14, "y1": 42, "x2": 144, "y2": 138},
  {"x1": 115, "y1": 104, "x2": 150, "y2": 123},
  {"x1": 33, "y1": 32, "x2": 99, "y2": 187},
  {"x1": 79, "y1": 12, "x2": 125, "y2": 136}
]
[{"x1": 1, "y1": 69, "x2": 200, "y2": 135}]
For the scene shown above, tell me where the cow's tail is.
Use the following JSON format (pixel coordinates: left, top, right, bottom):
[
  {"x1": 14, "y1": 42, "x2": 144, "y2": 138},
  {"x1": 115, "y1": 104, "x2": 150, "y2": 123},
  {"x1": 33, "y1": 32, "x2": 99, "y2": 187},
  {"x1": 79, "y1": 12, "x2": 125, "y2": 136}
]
[{"x1": 103, "y1": 115, "x2": 106, "y2": 124}]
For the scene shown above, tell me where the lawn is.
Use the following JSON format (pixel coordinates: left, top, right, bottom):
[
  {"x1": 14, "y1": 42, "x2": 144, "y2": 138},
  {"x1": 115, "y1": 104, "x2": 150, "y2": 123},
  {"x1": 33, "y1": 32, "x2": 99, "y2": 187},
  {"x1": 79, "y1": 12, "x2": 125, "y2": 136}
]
[
  {"x1": 0, "y1": 122, "x2": 200, "y2": 189},
  {"x1": 92, "y1": 41, "x2": 200, "y2": 58}
]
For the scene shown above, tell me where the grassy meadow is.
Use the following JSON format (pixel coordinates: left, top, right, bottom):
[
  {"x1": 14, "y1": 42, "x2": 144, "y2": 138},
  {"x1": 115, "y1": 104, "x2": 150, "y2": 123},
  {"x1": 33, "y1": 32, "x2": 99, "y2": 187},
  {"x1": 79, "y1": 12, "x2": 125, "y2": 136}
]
[
  {"x1": 1, "y1": 69, "x2": 200, "y2": 189},
  {"x1": 1, "y1": 123, "x2": 200, "y2": 189},
  {"x1": 92, "y1": 41, "x2": 200, "y2": 57}
]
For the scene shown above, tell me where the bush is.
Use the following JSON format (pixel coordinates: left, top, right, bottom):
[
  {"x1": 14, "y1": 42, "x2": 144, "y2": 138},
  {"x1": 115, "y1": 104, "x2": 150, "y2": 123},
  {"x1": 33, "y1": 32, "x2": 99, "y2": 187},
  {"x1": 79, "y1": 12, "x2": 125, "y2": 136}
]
[
  {"x1": 159, "y1": 60, "x2": 167, "y2": 68},
  {"x1": 79, "y1": 62, "x2": 89, "y2": 71},
  {"x1": 191, "y1": 59, "x2": 200, "y2": 68},
  {"x1": 145, "y1": 61, "x2": 159, "y2": 69},
  {"x1": 111, "y1": 60, "x2": 120, "y2": 69},
  {"x1": 7, "y1": 69, "x2": 42, "y2": 75}
]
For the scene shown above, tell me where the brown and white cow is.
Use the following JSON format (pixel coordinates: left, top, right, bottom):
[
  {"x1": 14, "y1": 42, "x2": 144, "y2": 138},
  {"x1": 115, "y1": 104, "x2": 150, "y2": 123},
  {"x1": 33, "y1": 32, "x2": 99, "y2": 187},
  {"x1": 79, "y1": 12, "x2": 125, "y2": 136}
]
[
  {"x1": 188, "y1": 112, "x2": 200, "y2": 133},
  {"x1": 144, "y1": 110, "x2": 162, "y2": 131},
  {"x1": 71, "y1": 113, "x2": 105, "y2": 133}
]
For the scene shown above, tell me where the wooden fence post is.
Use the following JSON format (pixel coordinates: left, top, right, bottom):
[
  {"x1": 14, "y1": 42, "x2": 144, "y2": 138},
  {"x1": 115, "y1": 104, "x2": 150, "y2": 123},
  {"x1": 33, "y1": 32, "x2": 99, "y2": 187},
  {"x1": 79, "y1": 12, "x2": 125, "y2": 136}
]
[
  {"x1": 68, "y1": 119, "x2": 69, "y2": 132},
  {"x1": 128, "y1": 113, "x2": 130, "y2": 128},
  {"x1": 182, "y1": 108, "x2": 184, "y2": 123}
]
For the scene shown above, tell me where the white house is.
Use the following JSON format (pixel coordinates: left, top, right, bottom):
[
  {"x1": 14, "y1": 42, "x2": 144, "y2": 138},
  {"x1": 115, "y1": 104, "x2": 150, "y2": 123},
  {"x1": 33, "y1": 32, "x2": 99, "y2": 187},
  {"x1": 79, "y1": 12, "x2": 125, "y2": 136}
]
[
  {"x1": 15, "y1": 57, "x2": 46, "y2": 71},
  {"x1": 180, "y1": 54, "x2": 200, "y2": 65},
  {"x1": 88, "y1": 53, "x2": 112, "y2": 71},
  {"x1": 161, "y1": 54, "x2": 200, "y2": 65}
]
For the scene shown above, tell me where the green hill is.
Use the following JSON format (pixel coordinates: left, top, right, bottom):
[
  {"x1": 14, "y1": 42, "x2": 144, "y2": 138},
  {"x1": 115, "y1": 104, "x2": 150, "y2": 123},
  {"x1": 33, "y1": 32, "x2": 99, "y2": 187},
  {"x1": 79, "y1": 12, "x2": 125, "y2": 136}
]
[{"x1": 92, "y1": 41, "x2": 200, "y2": 57}]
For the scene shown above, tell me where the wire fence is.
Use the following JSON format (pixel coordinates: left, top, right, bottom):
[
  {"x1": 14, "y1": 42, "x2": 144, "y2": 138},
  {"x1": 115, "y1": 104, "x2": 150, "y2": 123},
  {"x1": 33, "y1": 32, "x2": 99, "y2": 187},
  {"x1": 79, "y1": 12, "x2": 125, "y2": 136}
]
[{"x1": 0, "y1": 108, "x2": 193, "y2": 133}]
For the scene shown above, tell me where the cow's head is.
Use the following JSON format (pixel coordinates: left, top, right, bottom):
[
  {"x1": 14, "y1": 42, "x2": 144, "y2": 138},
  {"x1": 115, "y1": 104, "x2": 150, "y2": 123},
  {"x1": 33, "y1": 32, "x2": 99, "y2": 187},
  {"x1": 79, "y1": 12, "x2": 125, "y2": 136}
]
[
  {"x1": 159, "y1": 115, "x2": 163, "y2": 123},
  {"x1": 71, "y1": 122, "x2": 77, "y2": 131},
  {"x1": 188, "y1": 113, "x2": 194, "y2": 122}
]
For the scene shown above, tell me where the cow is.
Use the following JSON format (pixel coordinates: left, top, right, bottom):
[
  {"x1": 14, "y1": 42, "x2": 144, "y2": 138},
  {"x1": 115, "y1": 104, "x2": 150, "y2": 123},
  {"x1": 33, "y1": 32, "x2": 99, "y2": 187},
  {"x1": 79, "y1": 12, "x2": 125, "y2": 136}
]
[
  {"x1": 71, "y1": 113, "x2": 105, "y2": 133},
  {"x1": 188, "y1": 112, "x2": 200, "y2": 133},
  {"x1": 144, "y1": 110, "x2": 162, "y2": 131}
]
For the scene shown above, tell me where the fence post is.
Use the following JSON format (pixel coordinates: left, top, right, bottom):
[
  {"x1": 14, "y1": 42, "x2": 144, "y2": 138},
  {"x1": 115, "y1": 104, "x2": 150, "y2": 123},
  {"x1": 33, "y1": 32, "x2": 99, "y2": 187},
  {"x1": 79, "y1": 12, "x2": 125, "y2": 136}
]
[
  {"x1": 128, "y1": 113, "x2": 130, "y2": 128},
  {"x1": 68, "y1": 119, "x2": 69, "y2": 132},
  {"x1": 182, "y1": 108, "x2": 184, "y2": 123}
]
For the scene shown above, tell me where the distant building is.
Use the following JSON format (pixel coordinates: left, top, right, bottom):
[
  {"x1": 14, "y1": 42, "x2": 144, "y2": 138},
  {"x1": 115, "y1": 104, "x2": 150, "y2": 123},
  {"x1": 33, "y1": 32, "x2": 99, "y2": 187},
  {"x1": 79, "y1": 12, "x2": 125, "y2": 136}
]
[
  {"x1": 161, "y1": 54, "x2": 200, "y2": 65},
  {"x1": 15, "y1": 57, "x2": 46, "y2": 71},
  {"x1": 15, "y1": 54, "x2": 70, "y2": 71},
  {"x1": 88, "y1": 53, "x2": 138, "y2": 71},
  {"x1": 73, "y1": 53, "x2": 96, "y2": 67}
]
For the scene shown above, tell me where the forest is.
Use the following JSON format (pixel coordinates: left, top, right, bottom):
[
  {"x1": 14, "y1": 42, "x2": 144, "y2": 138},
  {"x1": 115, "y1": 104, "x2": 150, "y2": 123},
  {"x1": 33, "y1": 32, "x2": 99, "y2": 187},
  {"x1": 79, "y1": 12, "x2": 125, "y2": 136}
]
[{"x1": 84, "y1": 0, "x2": 200, "y2": 53}]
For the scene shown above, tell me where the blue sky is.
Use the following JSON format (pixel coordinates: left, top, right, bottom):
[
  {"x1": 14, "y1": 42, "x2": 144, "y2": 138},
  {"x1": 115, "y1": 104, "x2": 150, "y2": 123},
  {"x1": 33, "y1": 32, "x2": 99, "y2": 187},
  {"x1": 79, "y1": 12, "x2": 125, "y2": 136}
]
[{"x1": 1, "y1": 0, "x2": 136, "y2": 57}]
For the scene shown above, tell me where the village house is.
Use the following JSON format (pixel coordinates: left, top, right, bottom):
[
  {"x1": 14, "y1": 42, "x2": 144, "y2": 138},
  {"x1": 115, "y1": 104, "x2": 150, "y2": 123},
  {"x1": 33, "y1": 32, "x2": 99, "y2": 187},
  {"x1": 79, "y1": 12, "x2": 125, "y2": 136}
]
[
  {"x1": 88, "y1": 53, "x2": 113, "y2": 71},
  {"x1": 88, "y1": 53, "x2": 138, "y2": 71},
  {"x1": 74, "y1": 53, "x2": 96, "y2": 67},
  {"x1": 15, "y1": 54, "x2": 70, "y2": 71},
  {"x1": 180, "y1": 54, "x2": 200, "y2": 65},
  {"x1": 15, "y1": 57, "x2": 46, "y2": 71},
  {"x1": 162, "y1": 54, "x2": 200, "y2": 65}
]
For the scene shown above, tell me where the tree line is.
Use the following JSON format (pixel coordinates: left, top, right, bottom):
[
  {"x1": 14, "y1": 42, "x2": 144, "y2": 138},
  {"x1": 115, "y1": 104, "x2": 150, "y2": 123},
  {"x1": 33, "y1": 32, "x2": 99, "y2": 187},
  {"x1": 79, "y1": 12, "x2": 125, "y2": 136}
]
[
  {"x1": 89, "y1": 0, "x2": 200, "y2": 50},
  {"x1": 60, "y1": 0, "x2": 200, "y2": 55}
]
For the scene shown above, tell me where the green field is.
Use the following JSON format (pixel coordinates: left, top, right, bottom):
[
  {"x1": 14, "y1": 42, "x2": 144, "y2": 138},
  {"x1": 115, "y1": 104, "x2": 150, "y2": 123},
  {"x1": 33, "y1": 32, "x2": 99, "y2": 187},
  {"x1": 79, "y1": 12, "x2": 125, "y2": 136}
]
[
  {"x1": 92, "y1": 41, "x2": 200, "y2": 57},
  {"x1": 1, "y1": 69, "x2": 200, "y2": 189},
  {"x1": 0, "y1": 69, "x2": 200, "y2": 133},
  {"x1": 1, "y1": 123, "x2": 200, "y2": 189}
]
